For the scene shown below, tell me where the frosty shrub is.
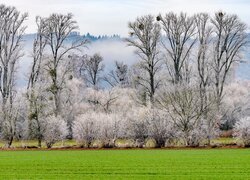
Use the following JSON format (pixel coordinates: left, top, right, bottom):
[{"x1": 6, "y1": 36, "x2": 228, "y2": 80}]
[
  {"x1": 73, "y1": 113, "x2": 99, "y2": 147},
  {"x1": 184, "y1": 124, "x2": 207, "y2": 147},
  {"x1": 147, "y1": 110, "x2": 177, "y2": 147},
  {"x1": 98, "y1": 113, "x2": 125, "y2": 147},
  {"x1": 126, "y1": 107, "x2": 149, "y2": 145},
  {"x1": 234, "y1": 117, "x2": 250, "y2": 147},
  {"x1": 43, "y1": 116, "x2": 68, "y2": 148},
  {"x1": 73, "y1": 112, "x2": 125, "y2": 147}
]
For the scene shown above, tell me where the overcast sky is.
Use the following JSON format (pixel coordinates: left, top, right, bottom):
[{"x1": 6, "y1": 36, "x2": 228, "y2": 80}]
[{"x1": 1, "y1": 0, "x2": 250, "y2": 36}]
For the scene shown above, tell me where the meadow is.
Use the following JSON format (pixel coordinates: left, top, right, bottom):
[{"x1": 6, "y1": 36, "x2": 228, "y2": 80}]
[{"x1": 0, "y1": 149, "x2": 250, "y2": 179}]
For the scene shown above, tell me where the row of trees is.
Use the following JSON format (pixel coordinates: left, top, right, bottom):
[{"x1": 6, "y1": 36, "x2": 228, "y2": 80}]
[
  {"x1": 125, "y1": 12, "x2": 249, "y2": 146},
  {"x1": 0, "y1": 4, "x2": 249, "y2": 148}
]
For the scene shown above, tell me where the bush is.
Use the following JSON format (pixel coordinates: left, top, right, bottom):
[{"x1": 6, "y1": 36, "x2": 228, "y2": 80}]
[
  {"x1": 147, "y1": 110, "x2": 177, "y2": 147},
  {"x1": 73, "y1": 113, "x2": 98, "y2": 147},
  {"x1": 43, "y1": 116, "x2": 68, "y2": 148},
  {"x1": 234, "y1": 117, "x2": 250, "y2": 147},
  {"x1": 126, "y1": 107, "x2": 150, "y2": 142},
  {"x1": 145, "y1": 138, "x2": 157, "y2": 148},
  {"x1": 91, "y1": 140, "x2": 104, "y2": 148},
  {"x1": 73, "y1": 112, "x2": 127, "y2": 148},
  {"x1": 114, "y1": 139, "x2": 134, "y2": 148},
  {"x1": 179, "y1": 122, "x2": 208, "y2": 147}
]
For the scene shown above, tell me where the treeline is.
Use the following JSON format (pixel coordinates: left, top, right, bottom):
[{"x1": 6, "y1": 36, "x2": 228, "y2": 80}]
[{"x1": 0, "y1": 4, "x2": 249, "y2": 148}]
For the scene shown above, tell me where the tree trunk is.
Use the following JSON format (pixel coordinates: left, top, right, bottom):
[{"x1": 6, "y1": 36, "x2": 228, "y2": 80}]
[{"x1": 7, "y1": 136, "x2": 13, "y2": 148}]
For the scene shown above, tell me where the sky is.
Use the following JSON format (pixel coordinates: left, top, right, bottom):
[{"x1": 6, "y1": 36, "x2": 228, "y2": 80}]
[{"x1": 1, "y1": 0, "x2": 250, "y2": 36}]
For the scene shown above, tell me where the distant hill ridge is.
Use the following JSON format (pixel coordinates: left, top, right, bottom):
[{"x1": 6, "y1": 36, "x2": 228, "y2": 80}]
[{"x1": 23, "y1": 32, "x2": 122, "y2": 42}]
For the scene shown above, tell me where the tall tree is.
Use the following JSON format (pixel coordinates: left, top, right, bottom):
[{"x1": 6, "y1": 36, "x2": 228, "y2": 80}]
[
  {"x1": 211, "y1": 12, "x2": 248, "y2": 109},
  {"x1": 194, "y1": 13, "x2": 213, "y2": 112},
  {"x1": 126, "y1": 15, "x2": 161, "y2": 104},
  {"x1": 194, "y1": 13, "x2": 217, "y2": 144},
  {"x1": 42, "y1": 13, "x2": 88, "y2": 116},
  {"x1": 0, "y1": 4, "x2": 27, "y2": 147},
  {"x1": 157, "y1": 12, "x2": 196, "y2": 84},
  {"x1": 26, "y1": 16, "x2": 47, "y2": 147}
]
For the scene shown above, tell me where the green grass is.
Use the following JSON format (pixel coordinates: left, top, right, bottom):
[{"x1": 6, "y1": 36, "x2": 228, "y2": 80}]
[{"x1": 0, "y1": 149, "x2": 250, "y2": 179}]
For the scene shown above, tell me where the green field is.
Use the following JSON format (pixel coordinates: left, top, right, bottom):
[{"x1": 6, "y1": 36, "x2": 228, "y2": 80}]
[{"x1": 0, "y1": 149, "x2": 249, "y2": 179}]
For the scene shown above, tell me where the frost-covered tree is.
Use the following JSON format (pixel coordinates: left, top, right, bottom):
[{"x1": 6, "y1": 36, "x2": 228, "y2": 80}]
[
  {"x1": 73, "y1": 113, "x2": 100, "y2": 147},
  {"x1": 211, "y1": 12, "x2": 248, "y2": 109},
  {"x1": 43, "y1": 115, "x2": 68, "y2": 148},
  {"x1": 126, "y1": 107, "x2": 149, "y2": 145},
  {"x1": 157, "y1": 12, "x2": 196, "y2": 84},
  {"x1": 221, "y1": 81, "x2": 250, "y2": 130},
  {"x1": 234, "y1": 117, "x2": 250, "y2": 147},
  {"x1": 0, "y1": 4, "x2": 28, "y2": 147},
  {"x1": 194, "y1": 13, "x2": 218, "y2": 145},
  {"x1": 80, "y1": 53, "x2": 104, "y2": 89},
  {"x1": 73, "y1": 112, "x2": 128, "y2": 148},
  {"x1": 1, "y1": 90, "x2": 27, "y2": 147},
  {"x1": 42, "y1": 13, "x2": 88, "y2": 116},
  {"x1": 158, "y1": 84, "x2": 208, "y2": 146},
  {"x1": 104, "y1": 61, "x2": 129, "y2": 88},
  {"x1": 194, "y1": 13, "x2": 213, "y2": 111},
  {"x1": 26, "y1": 16, "x2": 47, "y2": 147},
  {"x1": 126, "y1": 15, "x2": 161, "y2": 103},
  {"x1": 60, "y1": 77, "x2": 85, "y2": 138},
  {"x1": 147, "y1": 109, "x2": 177, "y2": 147},
  {"x1": 83, "y1": 88, "x2": 118, "y2": 113},
  {"x1": 97, "y1": 113, "x2": 125, "y2": 147}
]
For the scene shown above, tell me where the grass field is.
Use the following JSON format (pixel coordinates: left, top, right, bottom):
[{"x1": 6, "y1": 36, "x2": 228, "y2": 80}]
[{"x1": 0, "y1": 149, "x2": 249, "y2": 179}]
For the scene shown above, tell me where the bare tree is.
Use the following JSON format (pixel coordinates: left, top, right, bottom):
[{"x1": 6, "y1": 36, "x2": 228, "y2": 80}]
[
  {"x1": 80, "y1": 53, "x2": 104, "y2": 89},
  {"x1": 27, "y1": 17, "x2": 47, "y2": 90},
  {"x1": 42, "y1": 13, "x2": 88, "y2": 116},
  {"x1": 194, "y1": 13, "x2": 217, "y2": 145},
  {"x1": 0, "y1": 4, "x2": 27, "y2": 147},
  {"x1": 147, "y1": 109, "x2": 176, "y2": 147},
  {"x1": 26, "y1": 16, "x2": 47, "y2": 147},
  {"x1": 195, "y1": 13, "x2": 212, "y2": 109},
  {"x1": 104, "y1": 61, "x2": 129, "y2": 88},
  {"x1": 157, "y1": 12, "x2": 196, "y2": 84},
  {"x1": 126, "y1": 15, "x2": 161, "y2": 104},
  {"x1": 158, "y1": 84, "x2": 207, "y2": 146},
  {"x1": 211, "y1": 12, "x2": 248, "y2": 109}
]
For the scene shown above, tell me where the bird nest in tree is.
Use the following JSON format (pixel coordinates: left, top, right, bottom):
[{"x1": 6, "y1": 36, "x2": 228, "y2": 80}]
[
  {"x1": 156, "y1": 15, "x2": 162, "y2": 21},
  {"x1": 218, "y1": 12, "x2": 224, "y2": 17},
  {"x1": 129, "y1": 32, "x2": 134, "y2": 37},
  {"x1": 138, "y1": 23, "x2": 144, "y2": 30}
]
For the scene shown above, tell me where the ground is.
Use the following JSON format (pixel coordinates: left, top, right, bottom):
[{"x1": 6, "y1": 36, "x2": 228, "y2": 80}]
[
  {"x1": 0, "y1": 137, "x2": 239, "y2": 148},
  {"x1": 0, "y1": 149, "x2": 249, "y2": 179}
]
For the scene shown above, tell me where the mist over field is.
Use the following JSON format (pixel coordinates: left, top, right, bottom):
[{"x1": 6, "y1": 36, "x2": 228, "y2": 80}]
[
  {"x1": 17, "y1": 34, "x2": 137, "y2": 87},
  {"x1": 17, "y1": 33, "x2": 250, "y2": 87}
]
